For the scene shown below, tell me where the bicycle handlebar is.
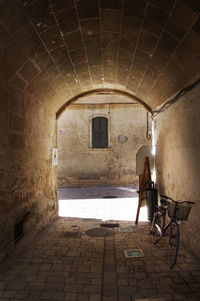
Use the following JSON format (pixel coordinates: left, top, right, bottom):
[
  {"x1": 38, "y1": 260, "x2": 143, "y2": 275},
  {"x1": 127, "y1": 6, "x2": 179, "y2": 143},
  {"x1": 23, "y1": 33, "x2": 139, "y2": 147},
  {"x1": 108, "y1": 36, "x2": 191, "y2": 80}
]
[{"x1": 160, "y1": 194, "x2": 194, "y2": 205}]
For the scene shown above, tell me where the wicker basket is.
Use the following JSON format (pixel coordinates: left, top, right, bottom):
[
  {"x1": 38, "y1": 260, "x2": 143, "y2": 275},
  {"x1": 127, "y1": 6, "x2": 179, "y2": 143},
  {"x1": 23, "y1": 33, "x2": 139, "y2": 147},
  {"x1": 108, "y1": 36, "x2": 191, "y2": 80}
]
[{"x1": 167, "y1": 202, "x2": 192, "y2": 220}]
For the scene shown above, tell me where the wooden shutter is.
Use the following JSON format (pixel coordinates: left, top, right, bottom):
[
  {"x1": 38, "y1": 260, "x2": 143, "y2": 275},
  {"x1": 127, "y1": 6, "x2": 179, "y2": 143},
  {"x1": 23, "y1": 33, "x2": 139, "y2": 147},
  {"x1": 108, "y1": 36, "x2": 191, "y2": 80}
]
[{"x1": 92, "y1": 117, "x2": 108, "y2": 148}]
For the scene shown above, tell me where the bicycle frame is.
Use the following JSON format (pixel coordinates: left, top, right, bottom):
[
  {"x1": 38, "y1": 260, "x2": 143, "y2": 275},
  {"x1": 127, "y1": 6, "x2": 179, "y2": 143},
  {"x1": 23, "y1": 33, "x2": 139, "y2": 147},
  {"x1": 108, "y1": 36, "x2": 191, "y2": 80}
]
[
  {"x1": 159, "y1": 201, "x2": 178, "y2": 237},
  {"x1": 150, "y1": 194, "x2": 194, "y2": 268},
  {"x1": 161, "y1": 216, "x2": 175, "y2": 236}
]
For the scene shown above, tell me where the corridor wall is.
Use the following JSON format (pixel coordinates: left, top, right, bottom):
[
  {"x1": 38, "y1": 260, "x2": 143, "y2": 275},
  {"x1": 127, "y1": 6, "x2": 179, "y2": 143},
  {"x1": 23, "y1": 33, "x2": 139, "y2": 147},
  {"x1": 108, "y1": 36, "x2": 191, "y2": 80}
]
[
  {"x1": 0, "y1": 82, "x2": 58, "y2": 261},
  {"x1": 155, "y1": 84, "x2": 200, "y2": 257}
]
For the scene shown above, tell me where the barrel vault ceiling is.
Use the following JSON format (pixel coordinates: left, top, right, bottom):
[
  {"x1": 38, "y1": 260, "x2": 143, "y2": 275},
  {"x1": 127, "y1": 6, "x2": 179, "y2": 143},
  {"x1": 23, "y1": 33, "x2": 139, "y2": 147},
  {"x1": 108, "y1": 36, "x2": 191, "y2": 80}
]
[{"x1": 0, "y1": 0, "x2": 200, "y2": 113}]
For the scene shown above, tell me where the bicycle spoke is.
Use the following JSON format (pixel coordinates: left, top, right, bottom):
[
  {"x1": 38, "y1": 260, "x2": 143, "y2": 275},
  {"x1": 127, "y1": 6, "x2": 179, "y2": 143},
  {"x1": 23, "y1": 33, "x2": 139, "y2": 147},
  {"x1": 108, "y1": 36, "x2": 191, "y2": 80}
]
[
  {"x1": 150, "y1": 212, "x2": 162, "y2": 244},
  {"x1": 168, "y1": 221, "x2": 180, "y2": 268}
]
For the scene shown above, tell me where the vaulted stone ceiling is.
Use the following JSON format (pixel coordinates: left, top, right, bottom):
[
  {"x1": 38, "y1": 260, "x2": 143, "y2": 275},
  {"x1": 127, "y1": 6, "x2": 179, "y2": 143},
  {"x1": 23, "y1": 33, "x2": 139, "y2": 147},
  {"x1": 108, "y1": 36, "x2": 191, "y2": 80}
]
[{"x1": 0, "y1": 0, "x2": 200, "y2": 113}]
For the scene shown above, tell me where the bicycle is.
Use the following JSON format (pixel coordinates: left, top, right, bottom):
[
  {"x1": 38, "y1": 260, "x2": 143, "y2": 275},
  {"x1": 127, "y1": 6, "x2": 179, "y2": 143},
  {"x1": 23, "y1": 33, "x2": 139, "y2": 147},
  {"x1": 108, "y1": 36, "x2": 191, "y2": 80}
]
[{"x1": 150, "y1": 194, "x2": 194, "y2": 268}]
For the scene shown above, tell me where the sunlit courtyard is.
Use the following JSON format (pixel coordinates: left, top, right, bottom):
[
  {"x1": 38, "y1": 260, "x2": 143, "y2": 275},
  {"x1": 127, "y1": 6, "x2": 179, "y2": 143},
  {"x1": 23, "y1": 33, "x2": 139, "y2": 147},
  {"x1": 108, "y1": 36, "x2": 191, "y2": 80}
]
[{"x1": 58, "y1": 186, "x2": 148, "y2": 222}]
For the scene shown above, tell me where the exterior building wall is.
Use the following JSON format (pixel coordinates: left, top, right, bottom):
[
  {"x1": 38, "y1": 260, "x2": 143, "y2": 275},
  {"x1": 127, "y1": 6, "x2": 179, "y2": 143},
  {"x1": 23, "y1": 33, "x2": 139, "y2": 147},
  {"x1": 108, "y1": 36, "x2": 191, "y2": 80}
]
[
  {"x1": 0, "y1": 82, "x2": 58, "y2": 261},
  {"x1": 58, "y1": 103, "x2": 151, "y2": 187},
  {"x1": 154, "y1": 84, "x2": 200, "y2": 257}
]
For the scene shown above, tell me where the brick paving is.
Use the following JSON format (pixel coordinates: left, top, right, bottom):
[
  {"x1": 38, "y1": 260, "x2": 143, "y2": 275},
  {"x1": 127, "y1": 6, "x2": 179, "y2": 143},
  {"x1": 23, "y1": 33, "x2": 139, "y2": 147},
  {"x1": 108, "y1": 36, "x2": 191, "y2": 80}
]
[{"x1": 0, "y1": 217, "x2": 200, "y2": 301}]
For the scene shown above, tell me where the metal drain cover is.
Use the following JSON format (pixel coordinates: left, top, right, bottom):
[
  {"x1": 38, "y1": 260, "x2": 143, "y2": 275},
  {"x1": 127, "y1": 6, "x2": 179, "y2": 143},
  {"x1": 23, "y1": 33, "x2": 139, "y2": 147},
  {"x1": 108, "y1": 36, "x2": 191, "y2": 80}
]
[
  {"x1": 103, "y1": 195, "x2": 118, "y2": 198},
  {"x1": 85, "y1": 228, "x2": 113, "y2": 237}
]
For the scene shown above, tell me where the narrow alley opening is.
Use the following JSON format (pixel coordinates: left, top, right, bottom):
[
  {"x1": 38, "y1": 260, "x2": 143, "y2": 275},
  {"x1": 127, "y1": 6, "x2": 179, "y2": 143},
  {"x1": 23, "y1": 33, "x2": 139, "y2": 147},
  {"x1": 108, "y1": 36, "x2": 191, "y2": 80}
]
[{"x1": 58, "y1": 186, "x2": 148, "y2": 222}]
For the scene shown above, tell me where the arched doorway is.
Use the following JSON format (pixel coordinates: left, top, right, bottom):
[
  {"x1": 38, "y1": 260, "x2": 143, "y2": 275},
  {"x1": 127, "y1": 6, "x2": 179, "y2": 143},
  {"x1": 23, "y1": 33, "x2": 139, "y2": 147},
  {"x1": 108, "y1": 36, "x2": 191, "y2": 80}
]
[{"x1": 57, "y1": 92, "x2": 152, "y2": 221}]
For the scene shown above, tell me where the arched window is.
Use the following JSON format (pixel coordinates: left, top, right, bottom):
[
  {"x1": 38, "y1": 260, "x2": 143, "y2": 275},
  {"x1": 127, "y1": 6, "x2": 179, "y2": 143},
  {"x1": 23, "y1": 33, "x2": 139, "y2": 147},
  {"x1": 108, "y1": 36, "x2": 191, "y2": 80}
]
[{"x1": 92, "y1": 117, "x2": 108, "y2": 148}]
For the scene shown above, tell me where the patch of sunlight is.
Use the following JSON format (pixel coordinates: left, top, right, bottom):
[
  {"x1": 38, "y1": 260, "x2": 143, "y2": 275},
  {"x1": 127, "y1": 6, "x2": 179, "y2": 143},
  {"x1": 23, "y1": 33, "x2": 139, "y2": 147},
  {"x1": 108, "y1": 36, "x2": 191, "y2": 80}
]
[
  {"x1": 116, "y1": 187, "x2": 137, "y2": 192},
  {"x1": 59, "y1": 197, "x2": 148, "y2": 222}
]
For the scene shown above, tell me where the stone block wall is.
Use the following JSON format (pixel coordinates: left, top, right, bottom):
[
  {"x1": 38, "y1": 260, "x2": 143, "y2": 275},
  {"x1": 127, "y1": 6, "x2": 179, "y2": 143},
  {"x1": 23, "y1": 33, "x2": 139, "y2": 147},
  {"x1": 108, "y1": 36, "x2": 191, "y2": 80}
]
[
  {"x1": 58, "y1": 103, "x2": 151, "y2": 187},
  {"x1": 0, "y1": 82, "x2": 58, "y2": 261},
  {"x1": 154, "y1": 84, "x2": 200, "y2": 257}
]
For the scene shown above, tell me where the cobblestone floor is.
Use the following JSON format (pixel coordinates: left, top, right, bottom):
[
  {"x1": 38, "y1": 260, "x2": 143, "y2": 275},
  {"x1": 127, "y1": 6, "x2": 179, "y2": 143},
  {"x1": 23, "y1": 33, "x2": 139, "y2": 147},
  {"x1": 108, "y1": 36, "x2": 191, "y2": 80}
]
[{"x1": 0, "y1": 217, "x2": 200, "y2": 301}]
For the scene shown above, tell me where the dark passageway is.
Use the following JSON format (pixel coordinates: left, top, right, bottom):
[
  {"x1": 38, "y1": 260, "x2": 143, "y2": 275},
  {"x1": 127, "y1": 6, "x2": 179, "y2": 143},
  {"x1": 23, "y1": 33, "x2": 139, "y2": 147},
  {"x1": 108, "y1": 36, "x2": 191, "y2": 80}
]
[{"x1": 0, "y1": 0, "x2": 200, "y2": 300}]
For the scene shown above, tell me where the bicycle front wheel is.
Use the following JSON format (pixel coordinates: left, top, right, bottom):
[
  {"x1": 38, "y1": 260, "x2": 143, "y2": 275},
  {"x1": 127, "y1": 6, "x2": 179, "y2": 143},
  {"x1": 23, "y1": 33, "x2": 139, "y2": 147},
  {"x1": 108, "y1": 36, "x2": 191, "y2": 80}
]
[
  {"x1": 150, "y1": 211, "x2": 162, "y2": 244},
  {"x1": 168, "y1": 220, "x2": 180, "y2": 268}
]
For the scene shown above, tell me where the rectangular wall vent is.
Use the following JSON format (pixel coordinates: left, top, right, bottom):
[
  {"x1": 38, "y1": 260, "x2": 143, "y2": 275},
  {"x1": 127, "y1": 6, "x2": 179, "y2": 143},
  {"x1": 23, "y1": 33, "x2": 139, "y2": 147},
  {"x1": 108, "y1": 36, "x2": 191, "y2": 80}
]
[{"x1": 14, "y1": 220, "x2": 24, "y2": 244}]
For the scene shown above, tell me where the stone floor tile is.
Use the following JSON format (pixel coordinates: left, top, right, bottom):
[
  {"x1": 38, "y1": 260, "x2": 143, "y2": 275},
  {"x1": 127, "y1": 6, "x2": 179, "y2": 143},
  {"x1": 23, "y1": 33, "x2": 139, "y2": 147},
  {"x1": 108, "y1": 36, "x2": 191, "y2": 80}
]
[
  {"x1": 117, "y1": 266, "x2": 130, "y2": 273},
  {"x1": 118, "y1": 285, "x2": 137, "y2": 295},
  {"x1": 10, "y1": 264, "x2": 28, "y2": 271},
  {"x1": 103, "y1": 271, "x2": 117, "y2": 279},
  {"x1": 64, "y1": 293, "x2": 77, "y2": 301},
  {"x1": 86, "y1": 272, "x2": 102, "y2": 279},
  {"x1": 39, "y1": 264, "x2": 52, "y2": 271},
  {"x1": 0, "y1": 299, "x2": 16, "y2": 301},
  {"x1": 0, "y1": 213, "x2": 200, "y2": 301},
  {"x1": 161, "y1": 294, "x2": 174, "y2": 301},
  {"x1": 188, "y1": 282, "x2": 200, "y2": 291},
  {"x1": 90, "y1": 279, "x2": 102, "y2": 285},
  {"x1": 171, "y1": 283, "x2": 190, "y2": 293},
  {"x1": 7, "y1": 281, "x2": 26, "y2": 290},
  {"x1": 25, "y1": 281, "x2": 45, "y2": 291},
  {"x1": 28, "y1": 291, "x2": 41, "y2": 299},
  {"x1": 77, "y1": 266, "x2": 90, "y2": 273},
  {"x1": 64, "y1": 284, "x2": 83, "y2": 293},
  {"x1": 2, "y1": 290, "x2": 17, "y2": 298},
  {"x1": 133, "y1": 272, "x2": 147, "y2": 280},
  {"x1": 52, "y1": 264, "x2": 65, "y2": 272},
  {"x1": 119, "y1": 296, "x2": 131, "y2": 301},
  {"x1": 48, "y1": 276, "x2": 66, "y2": 283},
  {"x1": 40, "y1": 291, "x2": 54, "y2": 299},
  {"x1": 102, "y1": 297, "x2": 116, "y2": 301},
  {"x1": 52, "y1": 291, "x2": 65, "y2": 300},
  {"x1": 89, "y1": 294, "x2": 101, "y2": 301},
  {"x1": 77, "y1": 293, "x2": 89, "y2": 301},
  {"x1": 15, "y1": 290, "x2": 30, "y2": 299},
  {"x1": 0, "y1": 283, "x2": 8, "y2": 290},
  {"x1": 82, "y1": 285, "x2": 101, "y2": 294},
  {"x1": 44, "y1": 282, "x2": 64, "y2": 292},
  {"x1": 103, "y1": 285, "x2": 118, "y2": 296},
  {"x1": 104, "y1": 264, "x2": 115, "y2": 272},
  {"x1": 117, "y1": 279, "x2": 129, "y2": 286},
  {"x1": 77, "y1": 278, "x2": 91, "y2": 285},
  {"x1": 90, "y1": 266, "x2": 102, "y2": 273}
]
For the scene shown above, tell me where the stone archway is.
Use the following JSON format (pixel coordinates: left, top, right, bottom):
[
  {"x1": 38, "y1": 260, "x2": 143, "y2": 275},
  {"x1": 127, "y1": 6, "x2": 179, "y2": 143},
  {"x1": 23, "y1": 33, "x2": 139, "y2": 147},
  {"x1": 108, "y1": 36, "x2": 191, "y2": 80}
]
[{"x1": 0, "y1": 0, "x2": 200, "y2": 261}]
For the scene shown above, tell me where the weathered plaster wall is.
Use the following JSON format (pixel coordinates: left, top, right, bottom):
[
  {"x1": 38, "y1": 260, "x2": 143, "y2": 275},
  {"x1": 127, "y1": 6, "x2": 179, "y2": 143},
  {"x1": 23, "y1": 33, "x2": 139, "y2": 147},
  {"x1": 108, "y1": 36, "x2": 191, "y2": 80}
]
[
  {"x1": 58, "y1": 104, "x2": 151, "y2": 187},
  {"x1": 0, "y1": 82, "x2": 58, "y2": 261},
  {"x1": 155, "y1": 84, "x2": 200, "y2": 257}
]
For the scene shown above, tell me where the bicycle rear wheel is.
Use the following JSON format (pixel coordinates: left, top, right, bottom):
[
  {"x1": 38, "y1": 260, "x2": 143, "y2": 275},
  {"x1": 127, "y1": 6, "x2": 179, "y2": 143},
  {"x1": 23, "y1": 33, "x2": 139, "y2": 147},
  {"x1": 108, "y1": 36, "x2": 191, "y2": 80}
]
[
  {"x1": 168, "y1": 220, "x2": 180, "y2": 268},
  {"x1": 150, "y1": 211, "x2": 162, "y2": 244}
]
